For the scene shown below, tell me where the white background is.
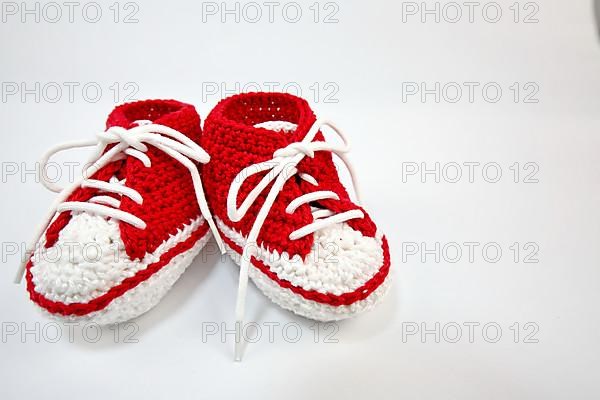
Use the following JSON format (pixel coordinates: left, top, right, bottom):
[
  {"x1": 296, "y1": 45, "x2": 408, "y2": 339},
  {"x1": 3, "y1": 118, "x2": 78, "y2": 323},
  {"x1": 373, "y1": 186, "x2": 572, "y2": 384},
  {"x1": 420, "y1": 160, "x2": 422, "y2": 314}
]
[{"x1": 1, "y1": 0, "x2": 599, "y2": 398}]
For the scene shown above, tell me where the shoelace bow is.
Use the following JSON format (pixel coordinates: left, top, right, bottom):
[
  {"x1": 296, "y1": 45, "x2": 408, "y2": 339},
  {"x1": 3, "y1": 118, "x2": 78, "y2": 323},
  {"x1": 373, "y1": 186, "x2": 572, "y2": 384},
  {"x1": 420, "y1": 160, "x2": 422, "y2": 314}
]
[
  {"x1": 15, "y1": 121, "x2": 225, "y2": 283},
  {"x1": 227, "y1": 118, "x2": 364, "y2": 361}
]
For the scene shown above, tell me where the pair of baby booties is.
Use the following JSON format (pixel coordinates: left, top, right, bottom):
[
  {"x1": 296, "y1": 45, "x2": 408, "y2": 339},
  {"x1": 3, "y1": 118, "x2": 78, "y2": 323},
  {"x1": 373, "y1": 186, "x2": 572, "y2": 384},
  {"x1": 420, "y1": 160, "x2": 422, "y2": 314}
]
[{"x1": 17, "y1": 92, "x2": 392, "y2": 358}]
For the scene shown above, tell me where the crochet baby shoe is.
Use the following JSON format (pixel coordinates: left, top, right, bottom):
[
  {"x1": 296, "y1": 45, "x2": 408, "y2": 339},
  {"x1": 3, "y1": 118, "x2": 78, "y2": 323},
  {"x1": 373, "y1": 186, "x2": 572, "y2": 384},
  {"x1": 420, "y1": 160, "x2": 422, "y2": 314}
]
[
  {"x1": 202, "y1": 92, "x2": 391, "y2": 358},
  {"x1": 16, "y1": 99, "x2": 224, "y2": 324}
]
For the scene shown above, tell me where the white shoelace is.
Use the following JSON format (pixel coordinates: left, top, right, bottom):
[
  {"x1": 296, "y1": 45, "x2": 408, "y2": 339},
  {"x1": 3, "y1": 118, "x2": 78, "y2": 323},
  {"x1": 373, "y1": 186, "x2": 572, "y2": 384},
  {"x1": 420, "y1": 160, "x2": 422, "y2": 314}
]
[
  {"x1": 14, "y1": 121, "x2": 225, "y2": 284},
  {"x1": 227, "y1": 118, "x2": 364, "y2": 361}
]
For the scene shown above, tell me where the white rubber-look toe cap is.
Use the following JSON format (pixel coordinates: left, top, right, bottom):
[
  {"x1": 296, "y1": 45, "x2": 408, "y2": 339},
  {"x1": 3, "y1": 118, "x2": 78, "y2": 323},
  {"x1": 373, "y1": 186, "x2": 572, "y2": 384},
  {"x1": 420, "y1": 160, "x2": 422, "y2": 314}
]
[
  {"x1": 30, "y1": 213, "x2": 140, "y2": 305},
  {"x1": 29, "y1": 213, "x2": 208, "y2": 324},
  {"x1": 218, "y1": 217, "x2": 390, "y2": 321}
]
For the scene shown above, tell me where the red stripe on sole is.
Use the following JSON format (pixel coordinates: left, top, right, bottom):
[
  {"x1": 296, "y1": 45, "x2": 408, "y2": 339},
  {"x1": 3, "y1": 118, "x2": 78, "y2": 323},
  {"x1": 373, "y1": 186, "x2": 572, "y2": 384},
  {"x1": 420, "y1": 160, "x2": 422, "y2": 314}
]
[
  {"x1": 220, "y1": 227, "x2": 391, "y2": 307},
  {"x1": 26, "y1": 222, "x2": 210, "y2": 317}
]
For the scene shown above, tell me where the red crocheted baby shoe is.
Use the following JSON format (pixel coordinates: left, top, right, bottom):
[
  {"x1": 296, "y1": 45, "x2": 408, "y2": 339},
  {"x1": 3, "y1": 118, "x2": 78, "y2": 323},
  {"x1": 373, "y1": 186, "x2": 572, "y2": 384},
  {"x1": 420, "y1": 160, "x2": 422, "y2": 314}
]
[
  {"x1": 16, "y1": 99, "x2": 223, "y2": 324},
  {"x1": 202, "y1": 93, "x2": 391, "y2": 330}
]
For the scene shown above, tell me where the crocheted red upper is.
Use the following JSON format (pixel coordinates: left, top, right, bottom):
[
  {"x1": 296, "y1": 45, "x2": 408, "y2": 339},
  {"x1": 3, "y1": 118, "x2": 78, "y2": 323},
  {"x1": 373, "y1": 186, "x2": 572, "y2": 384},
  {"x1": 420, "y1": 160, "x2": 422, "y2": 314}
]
[
  {"x1": 44, "y1": 100, "x2": 203, "y2": 259},
  {"x1": 202, "y1": 92, "x2": 390, "y2": 307},
  {"x1": 26, "y1": 99, "x2": 209, "y2": 316}
]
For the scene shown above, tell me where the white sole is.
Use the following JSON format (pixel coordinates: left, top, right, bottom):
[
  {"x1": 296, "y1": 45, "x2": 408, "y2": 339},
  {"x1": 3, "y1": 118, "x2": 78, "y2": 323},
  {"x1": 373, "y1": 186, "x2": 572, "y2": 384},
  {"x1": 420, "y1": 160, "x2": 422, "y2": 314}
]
[
  {"x1": 35, "y1": 230, "x2": 211, "y2": 325},
  {"x1": 223, "y1": 240, "x2": 391, "y2": 322}
]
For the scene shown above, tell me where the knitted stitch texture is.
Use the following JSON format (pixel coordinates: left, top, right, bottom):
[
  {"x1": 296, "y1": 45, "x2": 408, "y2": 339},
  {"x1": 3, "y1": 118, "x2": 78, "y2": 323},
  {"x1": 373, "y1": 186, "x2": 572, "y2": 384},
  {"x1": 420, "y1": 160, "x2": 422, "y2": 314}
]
[
  {"x1": 26, "y1": 99, "x2": 212, "y2": 322},
  {"x1": 201, "y1": 92, "x2": 391, "y2": 318}
]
